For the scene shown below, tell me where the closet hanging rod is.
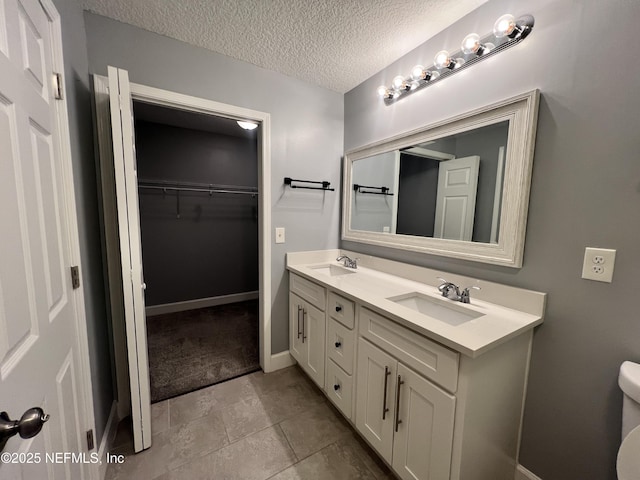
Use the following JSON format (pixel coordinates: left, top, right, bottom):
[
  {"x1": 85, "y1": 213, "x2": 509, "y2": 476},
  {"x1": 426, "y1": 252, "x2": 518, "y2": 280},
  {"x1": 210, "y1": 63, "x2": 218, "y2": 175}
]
[{"x1": 138, "y1": 180, "x2": 258, "y2": 196}]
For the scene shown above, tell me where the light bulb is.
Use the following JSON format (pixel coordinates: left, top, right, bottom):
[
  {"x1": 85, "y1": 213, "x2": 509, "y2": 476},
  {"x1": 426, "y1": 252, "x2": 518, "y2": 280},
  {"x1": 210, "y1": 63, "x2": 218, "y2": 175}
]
[
  {"x1": 411, "y1": 65, "x2": 424, "y2": 80},
  {"x1": 494, "y1": 14, "x2": 516, "y2": 38},
  {"x1": 409, "y1": 81, "x2": 420, "y2": 90},
  {"x1": 434, "y1": 50, "x2": 453, "y2": 70},
  {"x1": 376, "y1": 85, "x2": 389, "y2": 98},
  {"x1": 461, "y1": 33, "x2": 481, "y2": 55},
  {"x1": 237, "y1": 121, "x2": 258, "y2": 130},
  {"x1": 392, "y1": 75, "x2": 406, "y2": 91}
]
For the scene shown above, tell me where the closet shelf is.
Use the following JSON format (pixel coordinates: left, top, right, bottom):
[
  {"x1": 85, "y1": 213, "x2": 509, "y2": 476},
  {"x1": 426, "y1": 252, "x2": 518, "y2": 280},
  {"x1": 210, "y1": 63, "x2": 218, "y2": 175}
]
[{"x1": 138, "y1": 179, "x2": 258, "y2": 196}]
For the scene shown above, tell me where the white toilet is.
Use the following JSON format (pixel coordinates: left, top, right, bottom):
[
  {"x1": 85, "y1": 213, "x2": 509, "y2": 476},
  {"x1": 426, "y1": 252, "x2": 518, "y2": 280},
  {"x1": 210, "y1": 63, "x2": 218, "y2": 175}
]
[{"x1": 618, "y1": 361, "x2": 640, "y2": 479}]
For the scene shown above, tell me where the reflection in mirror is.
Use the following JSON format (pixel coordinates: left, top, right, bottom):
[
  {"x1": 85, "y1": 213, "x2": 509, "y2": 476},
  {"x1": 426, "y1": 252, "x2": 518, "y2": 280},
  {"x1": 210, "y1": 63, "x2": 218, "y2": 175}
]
[
  {"x1": 342, "y1": 90, "x2": 540, "y2": 268},
  {"x1": 350, "y1": 121, "x2": 509, "y2": 244}
]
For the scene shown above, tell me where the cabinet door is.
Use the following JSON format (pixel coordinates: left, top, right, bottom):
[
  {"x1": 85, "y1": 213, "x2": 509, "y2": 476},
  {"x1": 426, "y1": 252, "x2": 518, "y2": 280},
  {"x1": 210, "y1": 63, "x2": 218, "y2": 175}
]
[
  {"x1": 356, "y1": 338, "x2": 397, "y2": 463},
  {"x1": 303, "y1": 300, "x2": 326, "y2": 388},
  {"x1": 289, "y1": 293, "x2": 306, "y2": 365},
  {"x1": 392, "y1": 363, "x2": 456, "y2": 480}
]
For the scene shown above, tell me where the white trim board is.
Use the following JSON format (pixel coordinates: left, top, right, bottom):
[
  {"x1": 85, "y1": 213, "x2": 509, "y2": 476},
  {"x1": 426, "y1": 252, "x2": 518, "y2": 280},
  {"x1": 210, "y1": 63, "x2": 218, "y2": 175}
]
[
  {"x1": 97, "y1": 402, "x2": 119, "y2": 480},
  {"x1": 41, "y1": 1, "x2": 98, "y2": 477},
  {"x1": 515, "y1": 464, "x2": 543, "y2": 480},
  {"x1": 146, "y1": 291, "x2": 259, "y2": 316},
  {"x1": 270, "y1": 351, "x2": 296, "y2": 371}
]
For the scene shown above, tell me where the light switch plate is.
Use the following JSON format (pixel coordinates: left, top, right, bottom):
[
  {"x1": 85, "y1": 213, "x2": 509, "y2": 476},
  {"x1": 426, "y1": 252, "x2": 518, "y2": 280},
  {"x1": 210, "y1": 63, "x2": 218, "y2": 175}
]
[
  {"x1": 275, "y1": 227, "x2": 285, "y2": 244},
  {"x1": 582, "y1": 247, "x2": 616, "y2": 283}
]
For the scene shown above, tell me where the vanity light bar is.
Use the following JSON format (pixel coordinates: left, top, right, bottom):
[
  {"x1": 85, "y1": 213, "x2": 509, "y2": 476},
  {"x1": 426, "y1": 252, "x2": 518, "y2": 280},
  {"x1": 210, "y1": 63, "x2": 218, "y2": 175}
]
[{"x1": 377, "y1": 14, "x2": 534, "y2": 104}]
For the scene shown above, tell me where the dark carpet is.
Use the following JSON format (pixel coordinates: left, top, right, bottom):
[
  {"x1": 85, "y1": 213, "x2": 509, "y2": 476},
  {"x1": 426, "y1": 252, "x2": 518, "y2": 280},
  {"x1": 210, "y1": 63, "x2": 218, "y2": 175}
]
[{"x1": 146, "y1": 300, "x2": 260, "y2": 403}]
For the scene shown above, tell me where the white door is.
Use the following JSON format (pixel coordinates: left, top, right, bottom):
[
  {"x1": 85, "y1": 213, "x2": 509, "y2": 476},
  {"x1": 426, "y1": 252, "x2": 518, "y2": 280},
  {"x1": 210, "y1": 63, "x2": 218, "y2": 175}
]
[
  {"x1": 433, "y1": 155, "x2": 480, "y2": 241},
  {"x1": 392, "y1": 364, "x2": 456, "y2": 480},
  {"x1": 355, "y1": 338, "x2": 397, "y2": 463},
  {"x1": 107, "y1": 66, "x2": 151, "y2": 452},
  {"x1": 303, "y1": 301, "x2": 325, "y2": 388},
  {"x1": 0, "y1": 0, "x2": 94, "y2": 478}
]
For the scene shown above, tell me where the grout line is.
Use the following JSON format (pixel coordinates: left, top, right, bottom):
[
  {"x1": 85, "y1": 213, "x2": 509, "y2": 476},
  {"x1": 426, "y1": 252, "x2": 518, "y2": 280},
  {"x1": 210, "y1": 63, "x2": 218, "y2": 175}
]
[{"x1": 277, "y1": 421, "x2": 299, "y2": 463}]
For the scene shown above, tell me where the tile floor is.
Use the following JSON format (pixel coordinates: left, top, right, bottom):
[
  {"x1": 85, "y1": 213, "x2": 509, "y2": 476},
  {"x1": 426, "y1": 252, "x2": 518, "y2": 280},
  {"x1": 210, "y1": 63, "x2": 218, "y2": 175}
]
[{"x1": 106, "y1": 366, "x2": 394, "y2": 480}]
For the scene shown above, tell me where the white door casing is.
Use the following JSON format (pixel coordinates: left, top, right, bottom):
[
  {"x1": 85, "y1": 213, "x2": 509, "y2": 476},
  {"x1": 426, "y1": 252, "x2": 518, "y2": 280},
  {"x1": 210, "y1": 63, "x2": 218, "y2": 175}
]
[
  {"x1": 107, "y1": 66, "x2": 151, "y2": 453},
  {"x1": 0, "y1": 0, "x2": 95, "y2": 478},
  {"x1": 433, "y1": 155, "x2": 480, "y2": 241}
]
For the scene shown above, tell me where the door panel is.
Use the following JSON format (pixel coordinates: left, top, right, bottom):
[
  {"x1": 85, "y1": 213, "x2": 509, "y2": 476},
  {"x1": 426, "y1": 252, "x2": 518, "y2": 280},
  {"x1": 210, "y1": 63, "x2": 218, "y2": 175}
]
[
  {"x1": 392, "y1": 364, "x2": 456, "y2": 480},
  {"x1": 107, "y1": 65, "x2": 151, "y2": 452},
  {"x1": 434, "y1": 155, "x2": 480, "y2": 241},
  {"x1": 304, "y1": 301, "x2": 325, "y2": 388},
  {"x1": 0, "y1": 0, "x2": 90, "y2": 477},
  {"x1": 355, "y1": 338, "x2": 396, "y2": 463},
  {"x1": 289, "y1": 293, "x2": 306, "y2": 364}
]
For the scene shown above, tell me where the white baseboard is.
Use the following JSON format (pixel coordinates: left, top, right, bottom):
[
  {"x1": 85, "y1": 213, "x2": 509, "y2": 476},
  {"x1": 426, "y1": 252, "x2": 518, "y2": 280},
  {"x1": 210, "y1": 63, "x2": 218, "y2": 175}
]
[
  {"x1": 268, "y1": 351, "x2": 296, "y2": 371},
  {"x1": 146, "y1": 291, "x2": 259, "y2": 316},
  {"x1": 97, "y1": 402, "x2": 119, "y2": 480},
  {"x1": 515, "y1": 464, "x2": 543, "y2": 480}
]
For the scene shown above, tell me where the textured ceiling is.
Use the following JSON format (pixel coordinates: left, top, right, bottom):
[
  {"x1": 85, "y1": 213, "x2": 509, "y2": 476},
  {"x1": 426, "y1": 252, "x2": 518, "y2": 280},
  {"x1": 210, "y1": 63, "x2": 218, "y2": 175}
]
[{"x1": 82, "y1": 0, "x2": 488, "y2": 93}]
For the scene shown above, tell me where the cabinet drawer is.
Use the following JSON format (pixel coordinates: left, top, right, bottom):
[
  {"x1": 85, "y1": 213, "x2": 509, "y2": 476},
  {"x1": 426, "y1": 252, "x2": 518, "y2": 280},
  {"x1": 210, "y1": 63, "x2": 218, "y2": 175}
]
[
  {"x1": 290, "y1": 273, "x2": 326, "y2": 311},
  {"x1": 328, "y1": 291, "x2": 355, "y2": 329},
  {"x1": 326, "y1": 359, "x2": 353, "y2": 419},
  {"x1": 359, "y1": 308, "x2": 459, "y2": 393},
  {"x1": 327, "y1": 318, "x2": 355, "y2": 375}
]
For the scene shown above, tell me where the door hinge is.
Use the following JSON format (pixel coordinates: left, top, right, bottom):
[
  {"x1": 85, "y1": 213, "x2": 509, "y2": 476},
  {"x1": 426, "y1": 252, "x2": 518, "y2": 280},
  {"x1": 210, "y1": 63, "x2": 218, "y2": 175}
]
[
  {"x1": 70, "y1": 266, "x2": 80, "y2": 289},
  {"x1": 86, "y1": 429, "x2": 94, "y2": 451},
  {"x1": 53, "y1": 72, "x2": 63, "y2": 100}
]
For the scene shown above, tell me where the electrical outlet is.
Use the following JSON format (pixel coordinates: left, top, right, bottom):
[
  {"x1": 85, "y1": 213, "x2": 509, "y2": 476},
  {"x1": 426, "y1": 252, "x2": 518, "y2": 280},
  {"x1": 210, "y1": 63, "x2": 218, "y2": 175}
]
[
  {"x1": 582, "y1": 247, "x2": 616, "y2": 283},
  {"x1": 275, "y1": 227, "x2": 285, "y2": 244}
]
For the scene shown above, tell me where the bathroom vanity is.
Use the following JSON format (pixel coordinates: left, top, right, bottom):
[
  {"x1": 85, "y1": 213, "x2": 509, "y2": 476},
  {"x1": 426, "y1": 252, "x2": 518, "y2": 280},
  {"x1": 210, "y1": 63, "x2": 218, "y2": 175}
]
[{"x1": 287, "y1": 249, "x2": 545, "y2": 480}]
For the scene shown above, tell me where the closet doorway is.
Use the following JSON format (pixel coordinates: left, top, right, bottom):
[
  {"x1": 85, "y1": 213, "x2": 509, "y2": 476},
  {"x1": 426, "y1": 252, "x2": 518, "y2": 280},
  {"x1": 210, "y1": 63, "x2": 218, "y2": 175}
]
[
  {"x1": 134, "y1": 102, "x2": 261, "y2": 402},
  {"x1": 93, "y1": 68, "x2": 272, "y2": 452}
]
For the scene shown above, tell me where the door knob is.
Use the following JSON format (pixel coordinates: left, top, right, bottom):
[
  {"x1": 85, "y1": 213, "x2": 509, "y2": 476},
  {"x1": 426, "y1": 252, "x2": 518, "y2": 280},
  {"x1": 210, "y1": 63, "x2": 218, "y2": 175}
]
[{"x1": 0, "y1": 408, "x2": 50, "y2": 453}]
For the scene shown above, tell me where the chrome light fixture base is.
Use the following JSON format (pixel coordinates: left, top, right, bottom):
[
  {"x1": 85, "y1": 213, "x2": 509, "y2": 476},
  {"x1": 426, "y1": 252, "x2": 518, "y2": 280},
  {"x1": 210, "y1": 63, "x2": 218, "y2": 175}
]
[{"x1": 379, "y1": 14, "x2": 534, "y2": 105}]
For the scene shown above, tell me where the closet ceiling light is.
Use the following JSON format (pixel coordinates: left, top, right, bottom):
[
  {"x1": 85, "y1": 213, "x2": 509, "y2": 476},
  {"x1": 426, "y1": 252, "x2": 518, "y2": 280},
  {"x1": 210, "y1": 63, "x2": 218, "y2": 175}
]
[
  {"x1": 376, "y1": 13, "x2": 535, "y2": 105},
  {"x1": 237, "y1": 120, "x2": 258, "y2": 130}
]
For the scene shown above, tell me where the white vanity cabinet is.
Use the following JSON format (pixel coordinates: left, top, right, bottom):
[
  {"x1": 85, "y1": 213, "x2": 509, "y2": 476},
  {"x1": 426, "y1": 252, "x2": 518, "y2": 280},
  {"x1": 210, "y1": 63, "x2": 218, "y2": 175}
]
[
  {"x1": 356, "y1": 308, "x2": 457, "y2": 480},
  {"x1": 289, "y1": 274, "x2": 326, "y2": 388},
  {"x1": 286, "y1": 250, "x2": 545, "y2": 480}
]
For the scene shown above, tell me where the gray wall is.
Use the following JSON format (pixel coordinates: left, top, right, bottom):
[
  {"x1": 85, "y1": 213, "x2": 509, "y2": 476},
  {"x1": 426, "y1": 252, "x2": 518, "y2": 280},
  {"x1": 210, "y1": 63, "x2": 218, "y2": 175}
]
[
  {"x1": 344, "y1": 1, "x2": 640, "y2": 479},
  {"x1": 52, "y1": 0, "x2": 113, "y2": 443},
  {"x1": 135, "y1": 121, "x2": 258, "y2": 306},
  {"x1": 396, "y1": 154, "x2": 439, "y2": 237},
  {"x1": 351, "y1": 151, "x2": 396, "y2": 232},
  {"x1": 84, "y1": 13, "x2": 344, "y2": 354}
]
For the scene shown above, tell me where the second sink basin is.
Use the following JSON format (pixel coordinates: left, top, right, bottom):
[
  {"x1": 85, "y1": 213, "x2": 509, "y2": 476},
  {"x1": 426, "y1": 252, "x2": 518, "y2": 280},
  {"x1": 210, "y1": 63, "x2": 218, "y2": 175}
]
[
  {"x1": 387, "y1": 292, "x2": 484, "y2": 326},
  {"x1": 310, "y1": 264, "x2": 356, "y2": 277}
]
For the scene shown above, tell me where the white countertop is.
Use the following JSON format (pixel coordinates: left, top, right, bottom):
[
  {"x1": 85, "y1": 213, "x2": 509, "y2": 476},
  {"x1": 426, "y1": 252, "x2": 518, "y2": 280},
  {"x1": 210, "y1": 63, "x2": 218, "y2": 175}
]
[{"x1": 287, "y1": 250, "x2": 545, "y2": 358}]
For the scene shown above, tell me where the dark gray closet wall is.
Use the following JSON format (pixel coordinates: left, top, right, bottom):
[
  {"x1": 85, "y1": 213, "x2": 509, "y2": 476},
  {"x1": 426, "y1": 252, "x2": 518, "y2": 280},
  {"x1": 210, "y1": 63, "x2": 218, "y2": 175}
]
[
  {"x1": 396, "y1": 154, "x2": 439, "y2": 237},
  {"x1": 135, "y1": 119, "x2": 258, "y2": 306}
]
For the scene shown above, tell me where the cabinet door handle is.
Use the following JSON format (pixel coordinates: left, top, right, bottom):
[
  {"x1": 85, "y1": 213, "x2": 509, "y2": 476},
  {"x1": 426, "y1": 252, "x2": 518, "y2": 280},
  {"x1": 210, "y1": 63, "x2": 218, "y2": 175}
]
[
  {"x1": 334, "y1": 384, "x2": 340, "y2": 391},
  {"x1": 394, "y1": 375, "x2": 404, "y2": 432},
  {"x1": 297, "y1": 305, "x2": 302, "y2": 339},
  {"x1": 382, "y1": 366, "x2": 391, "y2": 420},
  {"x1": 335, "y1": 305, "x2": 342, "y2": 312},
  {"x1": 302, "y1": 309, "x2": 307, "y2": 343},
  {"x1": 334, "y1": 341, "x2": 341, "y2": 348}
]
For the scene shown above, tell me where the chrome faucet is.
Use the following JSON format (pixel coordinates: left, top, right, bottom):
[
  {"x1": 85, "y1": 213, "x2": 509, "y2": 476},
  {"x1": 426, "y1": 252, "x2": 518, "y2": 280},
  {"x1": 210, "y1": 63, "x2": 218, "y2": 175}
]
[
  {"x1": 437, "y1": 277, "x2": 481, "y2": 304},
  {"x1": 336, "y1": 255, "x2": 358, "y2": 269}
]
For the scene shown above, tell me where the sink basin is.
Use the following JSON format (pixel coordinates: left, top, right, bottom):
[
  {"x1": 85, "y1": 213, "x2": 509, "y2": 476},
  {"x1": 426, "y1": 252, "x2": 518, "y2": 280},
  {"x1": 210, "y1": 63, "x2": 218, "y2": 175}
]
[
  {"x1": 310, "y1": 264, "x2": 357, "y2": 277},
  {"x1": 387, "y1": 292, "x2": 484, "y2": 326}
]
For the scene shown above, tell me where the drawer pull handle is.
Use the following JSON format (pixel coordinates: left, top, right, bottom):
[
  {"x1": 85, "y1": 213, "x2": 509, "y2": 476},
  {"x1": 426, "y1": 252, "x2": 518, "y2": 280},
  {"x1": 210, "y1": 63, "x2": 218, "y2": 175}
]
[
  {"x1": 334, "y1": 341, "x2": 341, "y2": 348},
  {"x1": 394, "y1": 375, "x2": 404, "y2": 432},
  {"x1": 382, "y1": 366, "x2": 391, "y2": 420},
  {"x1": 335, "y1": 305, "x2": 343, "y2": 312},
  {"x1": 334, "y1": 384, "x2": 340, "y2": 391}
]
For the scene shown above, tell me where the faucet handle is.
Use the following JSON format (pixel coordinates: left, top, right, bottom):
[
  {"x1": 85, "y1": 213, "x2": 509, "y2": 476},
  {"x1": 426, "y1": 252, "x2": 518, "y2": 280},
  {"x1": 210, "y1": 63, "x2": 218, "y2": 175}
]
[{"x1": 460, "y1": 285, "x2": 481, "y2": 303}]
